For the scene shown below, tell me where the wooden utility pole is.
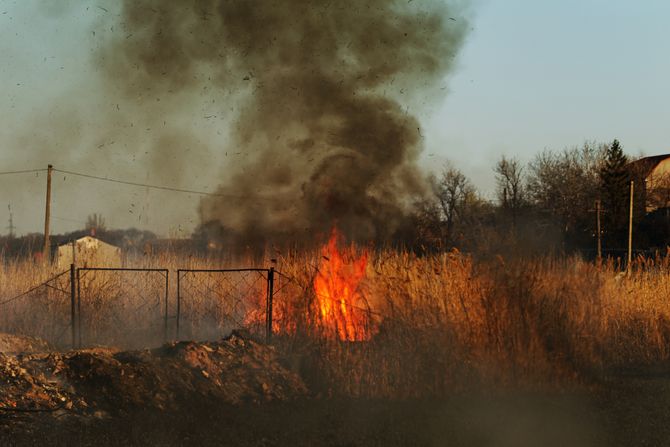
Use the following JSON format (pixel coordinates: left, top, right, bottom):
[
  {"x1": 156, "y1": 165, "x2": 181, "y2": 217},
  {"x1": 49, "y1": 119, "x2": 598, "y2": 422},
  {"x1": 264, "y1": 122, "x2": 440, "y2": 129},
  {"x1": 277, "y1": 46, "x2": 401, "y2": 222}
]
[
  {"x1": 627, "y1": 180, "x2": 634, "y2": 274},
  {"x1": 43, "y1": 164, "x2": 53, "y2": 262},
  {"x1": 595, "y1": 199, "x2": 602, "y2": 264}
]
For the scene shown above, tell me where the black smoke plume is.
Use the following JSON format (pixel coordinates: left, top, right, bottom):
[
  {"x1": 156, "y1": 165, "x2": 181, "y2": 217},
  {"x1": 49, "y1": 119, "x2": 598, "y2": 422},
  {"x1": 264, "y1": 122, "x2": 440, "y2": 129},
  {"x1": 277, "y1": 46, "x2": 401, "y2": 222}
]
[{"x1": 103, "y1": 0, "x2": 469, "y2": 247}]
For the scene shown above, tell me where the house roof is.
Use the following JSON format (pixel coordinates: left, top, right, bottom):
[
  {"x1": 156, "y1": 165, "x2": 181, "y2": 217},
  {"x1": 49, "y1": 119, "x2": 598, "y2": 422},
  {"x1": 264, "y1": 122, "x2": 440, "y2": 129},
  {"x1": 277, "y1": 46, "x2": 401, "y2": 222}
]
[
  {"x1": 58, "y1": 236, "x2": 119, "y2": 249},
  {"x1": 628, "y1": 154, "x2": 670, "y2": 179}
]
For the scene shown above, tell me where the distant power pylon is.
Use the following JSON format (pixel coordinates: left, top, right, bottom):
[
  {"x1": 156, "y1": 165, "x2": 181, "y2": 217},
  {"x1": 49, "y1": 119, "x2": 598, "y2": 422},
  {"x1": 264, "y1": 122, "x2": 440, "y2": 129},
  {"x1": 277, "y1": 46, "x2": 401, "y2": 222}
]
[{"x1": 7, "y1": 204, "x2": 15, "y2": 238}]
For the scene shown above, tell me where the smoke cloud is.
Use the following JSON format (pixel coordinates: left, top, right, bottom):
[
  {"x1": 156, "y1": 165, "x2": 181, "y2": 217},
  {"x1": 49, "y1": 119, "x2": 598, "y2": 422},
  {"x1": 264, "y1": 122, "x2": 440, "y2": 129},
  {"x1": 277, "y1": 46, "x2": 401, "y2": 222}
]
[{"x1": 99, "y1": 0, "x2": 469, "y2": 246}]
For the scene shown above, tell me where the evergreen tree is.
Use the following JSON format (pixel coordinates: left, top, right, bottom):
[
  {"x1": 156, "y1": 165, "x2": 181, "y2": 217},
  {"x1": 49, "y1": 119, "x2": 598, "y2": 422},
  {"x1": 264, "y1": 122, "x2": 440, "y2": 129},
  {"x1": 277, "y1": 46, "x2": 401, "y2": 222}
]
[{"x1": 599, "y1": 139, "x2": 629, "y2": 247}]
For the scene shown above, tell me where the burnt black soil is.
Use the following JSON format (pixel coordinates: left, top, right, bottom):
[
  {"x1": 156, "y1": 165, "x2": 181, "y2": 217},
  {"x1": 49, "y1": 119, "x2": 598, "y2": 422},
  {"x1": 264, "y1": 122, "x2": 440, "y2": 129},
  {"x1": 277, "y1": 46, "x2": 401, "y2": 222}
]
[{"x1": 3, "y1": 375, "x2": 670, "y2": 447}]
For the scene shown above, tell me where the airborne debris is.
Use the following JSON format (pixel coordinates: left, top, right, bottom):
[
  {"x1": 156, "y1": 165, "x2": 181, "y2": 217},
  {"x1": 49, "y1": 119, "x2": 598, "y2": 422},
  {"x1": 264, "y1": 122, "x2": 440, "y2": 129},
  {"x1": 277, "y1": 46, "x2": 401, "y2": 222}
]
[{"x1": 102, "y1": 1, "x2": 469, "y2": 246}]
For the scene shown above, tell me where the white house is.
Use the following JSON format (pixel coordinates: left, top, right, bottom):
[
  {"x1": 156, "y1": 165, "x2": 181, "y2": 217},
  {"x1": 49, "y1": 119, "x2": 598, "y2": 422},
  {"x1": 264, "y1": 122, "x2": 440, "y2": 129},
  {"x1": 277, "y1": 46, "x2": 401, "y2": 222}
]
[{"x1": 56, "y1": 236, "x2": 122, "y2": 269}]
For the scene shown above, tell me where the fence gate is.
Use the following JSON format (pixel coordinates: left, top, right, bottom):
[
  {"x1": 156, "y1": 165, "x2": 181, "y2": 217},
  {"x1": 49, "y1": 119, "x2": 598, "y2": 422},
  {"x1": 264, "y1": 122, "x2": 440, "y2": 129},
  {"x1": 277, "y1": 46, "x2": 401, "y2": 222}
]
[
  {"x1": 76, "y1": 268, "x2": 168, "y2": 349},
  {"x1": 176, "y1": 268, "x2": 274, "y2": 341}
]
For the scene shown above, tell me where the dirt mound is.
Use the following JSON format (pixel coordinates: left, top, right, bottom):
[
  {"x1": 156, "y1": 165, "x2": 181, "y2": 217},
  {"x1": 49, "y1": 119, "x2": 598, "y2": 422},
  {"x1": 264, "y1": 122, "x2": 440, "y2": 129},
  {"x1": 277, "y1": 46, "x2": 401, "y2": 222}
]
[
  {"x1": 0, "y1": 332, "x2": 306, "y2": 417},
  {"x1": 0, "y1": 333, "x2": 53, "y2": 353}
]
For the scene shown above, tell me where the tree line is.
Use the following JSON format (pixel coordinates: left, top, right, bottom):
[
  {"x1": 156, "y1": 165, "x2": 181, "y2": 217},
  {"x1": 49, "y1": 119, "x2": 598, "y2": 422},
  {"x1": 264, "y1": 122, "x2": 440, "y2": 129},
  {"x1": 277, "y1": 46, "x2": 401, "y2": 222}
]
[{"x1": 410, "y1": 140, "x2": 670, "y2": 257}]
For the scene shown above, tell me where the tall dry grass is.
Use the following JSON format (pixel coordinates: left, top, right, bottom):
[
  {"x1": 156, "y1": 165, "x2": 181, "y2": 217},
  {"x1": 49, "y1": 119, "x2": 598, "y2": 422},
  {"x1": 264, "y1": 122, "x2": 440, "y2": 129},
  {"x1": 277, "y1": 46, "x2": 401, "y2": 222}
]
[
  {"x1": 2, "y1": 249, "x2": 670, "y2": 397},
  {"x1": 272, "y1": 251, "x2": 670, "y2": 397},
  {"x1": 0, "y1": 259, "x2": 71, "y2": 345}
]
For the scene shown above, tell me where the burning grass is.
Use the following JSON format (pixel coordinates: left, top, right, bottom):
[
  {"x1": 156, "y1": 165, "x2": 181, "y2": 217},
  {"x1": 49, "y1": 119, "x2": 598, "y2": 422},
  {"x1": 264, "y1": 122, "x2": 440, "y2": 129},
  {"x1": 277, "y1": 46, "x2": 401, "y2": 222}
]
[
  {"x1": 269, "y1": 250, "x2": 670, "y2": 397},
  {"x1": 3, "y1": 246, "x2": 670, "y2": 398}
]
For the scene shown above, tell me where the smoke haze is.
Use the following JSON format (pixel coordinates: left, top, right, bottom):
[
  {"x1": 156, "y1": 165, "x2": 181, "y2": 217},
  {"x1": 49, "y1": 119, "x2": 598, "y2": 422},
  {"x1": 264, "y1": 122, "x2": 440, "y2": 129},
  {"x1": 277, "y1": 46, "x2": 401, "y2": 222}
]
[
  {"x1": 100, "y1": 0, "x2": 469, "y2": 245},
  {"x1": 2, "y1": 1, "x2": 469, "y2": 242}
]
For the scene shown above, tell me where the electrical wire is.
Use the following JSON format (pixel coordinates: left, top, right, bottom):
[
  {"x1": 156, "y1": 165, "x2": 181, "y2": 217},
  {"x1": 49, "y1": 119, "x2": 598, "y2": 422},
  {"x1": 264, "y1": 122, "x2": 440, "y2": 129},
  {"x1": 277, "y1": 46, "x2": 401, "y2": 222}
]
[
  {"x1": 53, "y1": 168, "x2": 263, "y2": 199},
  {"x1": 0, "y1": 168, "x2": 274, "y2": 202},
  {"x1": 0, "y1": 169, "x2": 47, "y2": 176}
]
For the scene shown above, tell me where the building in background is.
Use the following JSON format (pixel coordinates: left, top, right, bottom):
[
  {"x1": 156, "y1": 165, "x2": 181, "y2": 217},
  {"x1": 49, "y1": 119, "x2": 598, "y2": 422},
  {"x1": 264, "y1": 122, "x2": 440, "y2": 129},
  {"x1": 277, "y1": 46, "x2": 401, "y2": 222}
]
[
  {"x1": 56, "y1": 236, "x2": 121, "y2": 269},
  {"x1": 628, "y1": 154, "x2": 670, "y2": 213}
]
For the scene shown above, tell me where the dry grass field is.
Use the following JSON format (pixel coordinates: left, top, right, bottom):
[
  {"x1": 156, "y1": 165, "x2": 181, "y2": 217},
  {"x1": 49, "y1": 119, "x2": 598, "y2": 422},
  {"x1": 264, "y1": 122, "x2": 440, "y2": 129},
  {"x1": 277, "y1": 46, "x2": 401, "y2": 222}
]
[
  {"x1": 273, "y1": 249, "x2": 670, "y2": 397},
  {"x1": 2, "y1": 245, "x2": 670, "y2": 399}
]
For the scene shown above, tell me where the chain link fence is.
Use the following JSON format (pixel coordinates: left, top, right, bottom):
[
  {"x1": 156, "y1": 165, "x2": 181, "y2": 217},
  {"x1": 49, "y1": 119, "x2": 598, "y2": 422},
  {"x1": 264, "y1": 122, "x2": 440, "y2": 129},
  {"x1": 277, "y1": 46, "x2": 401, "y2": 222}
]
[
  {"x1": 176, "y1": 269, "x2": 274, "y2": 341},
  {"x1": 0, "y1": 265, "x2": 301, "y2": 350},
  {"x1": 76, "y1": 268, "x2": 169, "y2": 349}
]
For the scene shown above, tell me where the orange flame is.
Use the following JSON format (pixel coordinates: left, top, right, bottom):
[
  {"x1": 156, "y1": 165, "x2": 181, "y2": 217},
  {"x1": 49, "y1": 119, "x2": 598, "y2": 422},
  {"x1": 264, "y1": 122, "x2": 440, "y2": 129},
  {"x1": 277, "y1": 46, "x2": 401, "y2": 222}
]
[{"x1": 313, "y1": 228, "x2": 372, "y2": 341}]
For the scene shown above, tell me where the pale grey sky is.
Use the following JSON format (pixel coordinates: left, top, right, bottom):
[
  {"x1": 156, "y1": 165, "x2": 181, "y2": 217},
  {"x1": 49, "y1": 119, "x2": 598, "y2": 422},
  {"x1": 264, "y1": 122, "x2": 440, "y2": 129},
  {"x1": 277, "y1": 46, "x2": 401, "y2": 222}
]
[{"x1": 1, "y1": 0, "x2": 668, "y2": 236}]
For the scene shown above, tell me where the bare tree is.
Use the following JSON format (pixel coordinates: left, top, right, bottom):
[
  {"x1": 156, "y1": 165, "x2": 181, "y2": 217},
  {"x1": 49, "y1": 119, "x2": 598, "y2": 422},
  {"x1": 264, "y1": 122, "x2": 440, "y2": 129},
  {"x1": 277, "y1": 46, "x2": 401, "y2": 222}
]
[
  {"x1": 438, "y1": 163, "x2": 476, "y2": 238},
  {"x1": 412, "y1": 163, "x2": 492, "y2": 250},
  {"x1": 494, "y1": 156, "x2": 526, "y2": 227},
  {"x1": 412, "y1": 198, "x2": 445, "y2": 249},
  {"x1": 526, "y1": 142, "x2": 606, "y2": 243},
  {"x1": 86, "y1": 213, "x2": 107, "y2": 235}
]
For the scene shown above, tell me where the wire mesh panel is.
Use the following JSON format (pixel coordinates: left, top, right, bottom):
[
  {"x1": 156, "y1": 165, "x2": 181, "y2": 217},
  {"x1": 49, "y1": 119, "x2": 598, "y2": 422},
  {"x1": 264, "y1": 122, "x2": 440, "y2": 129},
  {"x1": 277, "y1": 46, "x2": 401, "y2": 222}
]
[
  {"x1": 177, "y1": 269, "x2": 269, "y2": 342},
  {"x1": 77, "y1": 268, "x2": 168, "y2": 349},
  {"x1": 0, "y1": 270, "x2": 73, "y2": 349},
  {"x1": 269, "y1": 270, "x2": 308, "y2": 337}
]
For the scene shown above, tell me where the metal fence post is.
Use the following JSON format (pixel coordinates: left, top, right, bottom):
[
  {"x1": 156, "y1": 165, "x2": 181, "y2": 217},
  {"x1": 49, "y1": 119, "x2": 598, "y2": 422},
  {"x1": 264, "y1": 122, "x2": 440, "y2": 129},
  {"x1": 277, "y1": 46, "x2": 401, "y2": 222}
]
[
  {"x1": 76, "y1": 268, "x2": 82, "y2": 349},
  {"x1": 70, "y1": 263, "x2": 76, "y2": 349},
  {"x1": 266, "y1": 267, "x2": 275, "y2": 342},
  {"x1": 164, "y1": 270, "x2": 169, "y2": 343},
  {"x1": 176, "y1": 270, "x2": 181, "y2": 341}
]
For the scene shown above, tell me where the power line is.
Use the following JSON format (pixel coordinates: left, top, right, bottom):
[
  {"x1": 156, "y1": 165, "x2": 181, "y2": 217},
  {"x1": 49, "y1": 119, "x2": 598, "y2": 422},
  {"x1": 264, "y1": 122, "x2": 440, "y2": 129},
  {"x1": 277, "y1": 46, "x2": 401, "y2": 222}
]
[
  {"x1": 0, "y1": 169, "x2": 47, "y2": 176},
  {"x1": 53, "y1": 168, "x2": 224, "y2": 197},
  {"x1": 0, "y1": 165, "x2": 275, "y2": 203},
  {"x1": 53, "y1": 167, "x2": 266, "y2": 200}
]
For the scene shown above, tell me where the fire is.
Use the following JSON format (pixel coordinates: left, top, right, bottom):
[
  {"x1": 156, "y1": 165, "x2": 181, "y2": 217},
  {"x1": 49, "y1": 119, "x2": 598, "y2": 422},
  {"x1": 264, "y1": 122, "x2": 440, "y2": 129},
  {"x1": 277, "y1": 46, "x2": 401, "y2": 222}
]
[{"x1": 313, "y1": 228, "x2": 372, "y2": 341}]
